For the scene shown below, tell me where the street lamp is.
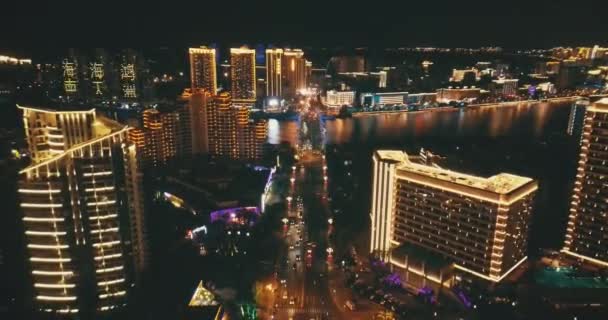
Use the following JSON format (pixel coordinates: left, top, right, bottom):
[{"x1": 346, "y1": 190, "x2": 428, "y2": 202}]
[
  {"x1": 282, "y1": 218, "x2": 289, "y2": 225},
  {"x1": 286, "y1": 196, "x2": 293, "y2": 202},
  {"x1": 327, "y1": 218, "x2": 333, "y2": 225}
]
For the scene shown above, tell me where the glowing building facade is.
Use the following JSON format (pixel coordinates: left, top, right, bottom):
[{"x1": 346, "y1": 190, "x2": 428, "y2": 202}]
[
  {"x1": 207, "y1": 92, "x2": 267, "y2": 161},
  {"x1": 282, "y1": 49, "x2": 306, "y2": 97},
  {"x1": 562, "y1": 99, "x2": 608, "y2": 267},
  {"x1": 17, "y1": 106, "x2": 147, "y2": 315},
  {"x1": 130, "y1": 105, "x2": 192, "y2": 168},
  {"x1": 265, "y1": 49, "x2": 283, "y2": 97},
  {"x1": 189, "y1": 47, "x2": 217, "y2": 94},
  {"x1": 181, "y1": 89, "x2": 212, "y2": 155},
  {"x1": 370, "y1": 150, "x2": 537, "y2": 283},
  {"x1": 21, "y1": 107, "x2": 96, "y2": 164},
  {"x1": 230, "y1": 48, "x2": 256, "y2": 104}
]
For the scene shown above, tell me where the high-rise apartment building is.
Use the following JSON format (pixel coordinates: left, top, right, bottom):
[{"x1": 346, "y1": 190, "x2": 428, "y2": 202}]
[
  {"x1": 208, "y1": 92, "x2": 236, "y2": 158},
  {"x1": 129, "y1": 104, "x2": 192, "y2": 168},
  {"x1": 207, "y1": 92, "x2": 267, "y2": 161},
  {"x1": 230, "y1": 48, "x2": 256, "y2": 104},
  {"x1": 17, "y1": 106, "x2": 147, "y2": 316},
  {"x1": 180, "y1": 89, "x2": 212, "y2": 155},
  {"x1": 282, "y1": 49, "x2": 306, "y2": 97},
  {"x1": 566, "y1": 99, "x2": 589, "y2": 141},
  {"x1": 370, "y1": 150, "x2": 537, "y2": 283},
  {"x1": 265, "y1": 49, "x2": 283, "y2": 97},
  {"x1": 189, "y1": 47, "x2": 217, "y2": 94},
  {"x1": 562, "y1": 98, "x2": 608, "y2": 267}
]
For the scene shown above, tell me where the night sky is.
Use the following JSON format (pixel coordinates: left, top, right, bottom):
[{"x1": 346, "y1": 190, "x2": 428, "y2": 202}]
[{"x1": 0, "y1": 0, "x2": 606, "y2": 56}]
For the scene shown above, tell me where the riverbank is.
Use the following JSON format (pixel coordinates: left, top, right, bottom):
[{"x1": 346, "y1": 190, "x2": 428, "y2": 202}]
[{"x1": 352, "y1": 96, "x2": 580, "y2": 117}]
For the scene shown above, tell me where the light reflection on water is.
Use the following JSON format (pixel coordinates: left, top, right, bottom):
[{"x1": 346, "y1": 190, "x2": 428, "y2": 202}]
[{"x1": 268, "y1": 101, "x2": 568, "y2": 147}]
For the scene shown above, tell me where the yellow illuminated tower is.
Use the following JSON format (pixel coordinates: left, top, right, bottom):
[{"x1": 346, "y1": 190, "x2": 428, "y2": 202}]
[
  {"x1": 206, "y1": 92, "x2": 267, "y2": 161},
  {"x1": 207, "y1": 92, "x2": 236, "y2": 158},
  {"x1": 265, "y1": 48, "x2": 283, "y2": 97},
  {"x1": 189, "y1": 47, "x2": 217, "y2": 94},
  {"x1": 180, "y1": 89, "x2": 212, "y2": 155},
  {"x1": 17, "y1": 106, "x2": 147, "y2": 315},
  {"x1": 283, "y1": 49, "x2": 306, "y2": 97},
  {"x1": 370, "y1": 150, "x2": 537, "y2": 284},
  {"x1": 131, "y1": 105, "x2": 192, "y2": 168},
  {"x1": 230, "y1": 47, "x2": 256, "y2": 104},
  {"x1": 562, "y1": 98, "x2": 608, "y2": 267}
]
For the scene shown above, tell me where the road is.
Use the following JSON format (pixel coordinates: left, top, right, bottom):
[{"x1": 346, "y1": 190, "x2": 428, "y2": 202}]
[
  {"x1": 273, "y1": 149, "x2": 336, "y2": 320},
  {"x1": 265, "y1": 109, "x2": 384, "y2": 320}
]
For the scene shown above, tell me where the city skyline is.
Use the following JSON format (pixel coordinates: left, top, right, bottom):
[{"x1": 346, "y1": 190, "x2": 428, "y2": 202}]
[{"x1": 3, "y1": 12, "x2": 608, "y2": 319}]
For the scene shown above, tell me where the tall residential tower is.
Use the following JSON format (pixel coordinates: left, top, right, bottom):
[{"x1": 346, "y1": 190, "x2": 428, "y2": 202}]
[
  {"x1": 230, "y1": 47, "x2": 256, "y2": 104},
  {"x1": 282, "y1": 49, "x2": 306, "y2": 97},
  {"x1": 562, "y1": 98, "x2": 608, "y2": 267},
  {"x1": 17, "y1": 106, "x2": 147, "y2": 316},
  {"x1": 265, "y1": 48, "x2": 283, "y2": 97},
  {"x1": 189, "y1": 47, "x2": 217, "y2": 94}
]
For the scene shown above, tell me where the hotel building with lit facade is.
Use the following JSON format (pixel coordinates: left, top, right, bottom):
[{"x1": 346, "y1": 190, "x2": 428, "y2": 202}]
[
  {"x1": 189, "y1": 47, "x2": 217, "y2": 95},
  {"x1": 230, "y1": 48, "x2": 256, "y2": 104},
  {"x1": 17, "y1": 106, "x2": 147, "y2": 316},
  {"x1": 370, "y1": 150, "x2": 537, "y2": 286},
  {"x1": 562, "y1": 98, "x2": 608, "y2": 267}
]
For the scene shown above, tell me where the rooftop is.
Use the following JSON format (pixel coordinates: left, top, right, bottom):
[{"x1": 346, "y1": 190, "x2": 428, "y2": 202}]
[
  {"x1": 17, "y1": 104, "x2": 96, "y2": 114},
  {"x1": 376, "y1": 150, "x2": 534, "y2": 194},
  {"x1": 588, "y1": 98, "x2": 608, "y2": 113}
]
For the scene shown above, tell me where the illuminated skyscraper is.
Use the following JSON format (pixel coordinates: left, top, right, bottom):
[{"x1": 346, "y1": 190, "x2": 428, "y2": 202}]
[
  {"x1": 562, "y1": 98, "x2": 608, "y2": 267},
  {"x1": 180, "y1": 89, "x2": 212, "y2": 155},
  {"x1": 370, "y1": 150, "x2": 537, "y2": 284},
  {"x1": 234, "y1": 106, "x2": 268, "y2": 160},
  {"x1": 17, "y1": 106, "x2": 147, "y2": 316},
  {"x1": 230, "y1": 47, "x2": 256, "y2": 104},
  {"x1": 130, "y1": 104, "x2": 192, "y2": 168},
  {"x1": 282, "y1": 49, "x2": 306, "y2": 97},
  {"x1": 566, "y1": 99, "x2": 588, "y2": 141},
  {"x1": 265, "y1": 49, "x2": 283, "y2": 97},
  {"x1": 189, "y1": 47, "x2": 217, "y2": 94},
  {"x1": 207, "y1": 92, "x2": 267, "y2": 161},
  {"x1": 208, "y1": 92, "x2": 237, "y2": 158}
]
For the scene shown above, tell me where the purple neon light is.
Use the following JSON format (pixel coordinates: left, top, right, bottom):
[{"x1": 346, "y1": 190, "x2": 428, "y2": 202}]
[
  {"x1": 210, "y1": 207, "x2": 260, "y2": 224},
  {"x1": 457, "y1": 290, "x2": 472, "y2": 308}
]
